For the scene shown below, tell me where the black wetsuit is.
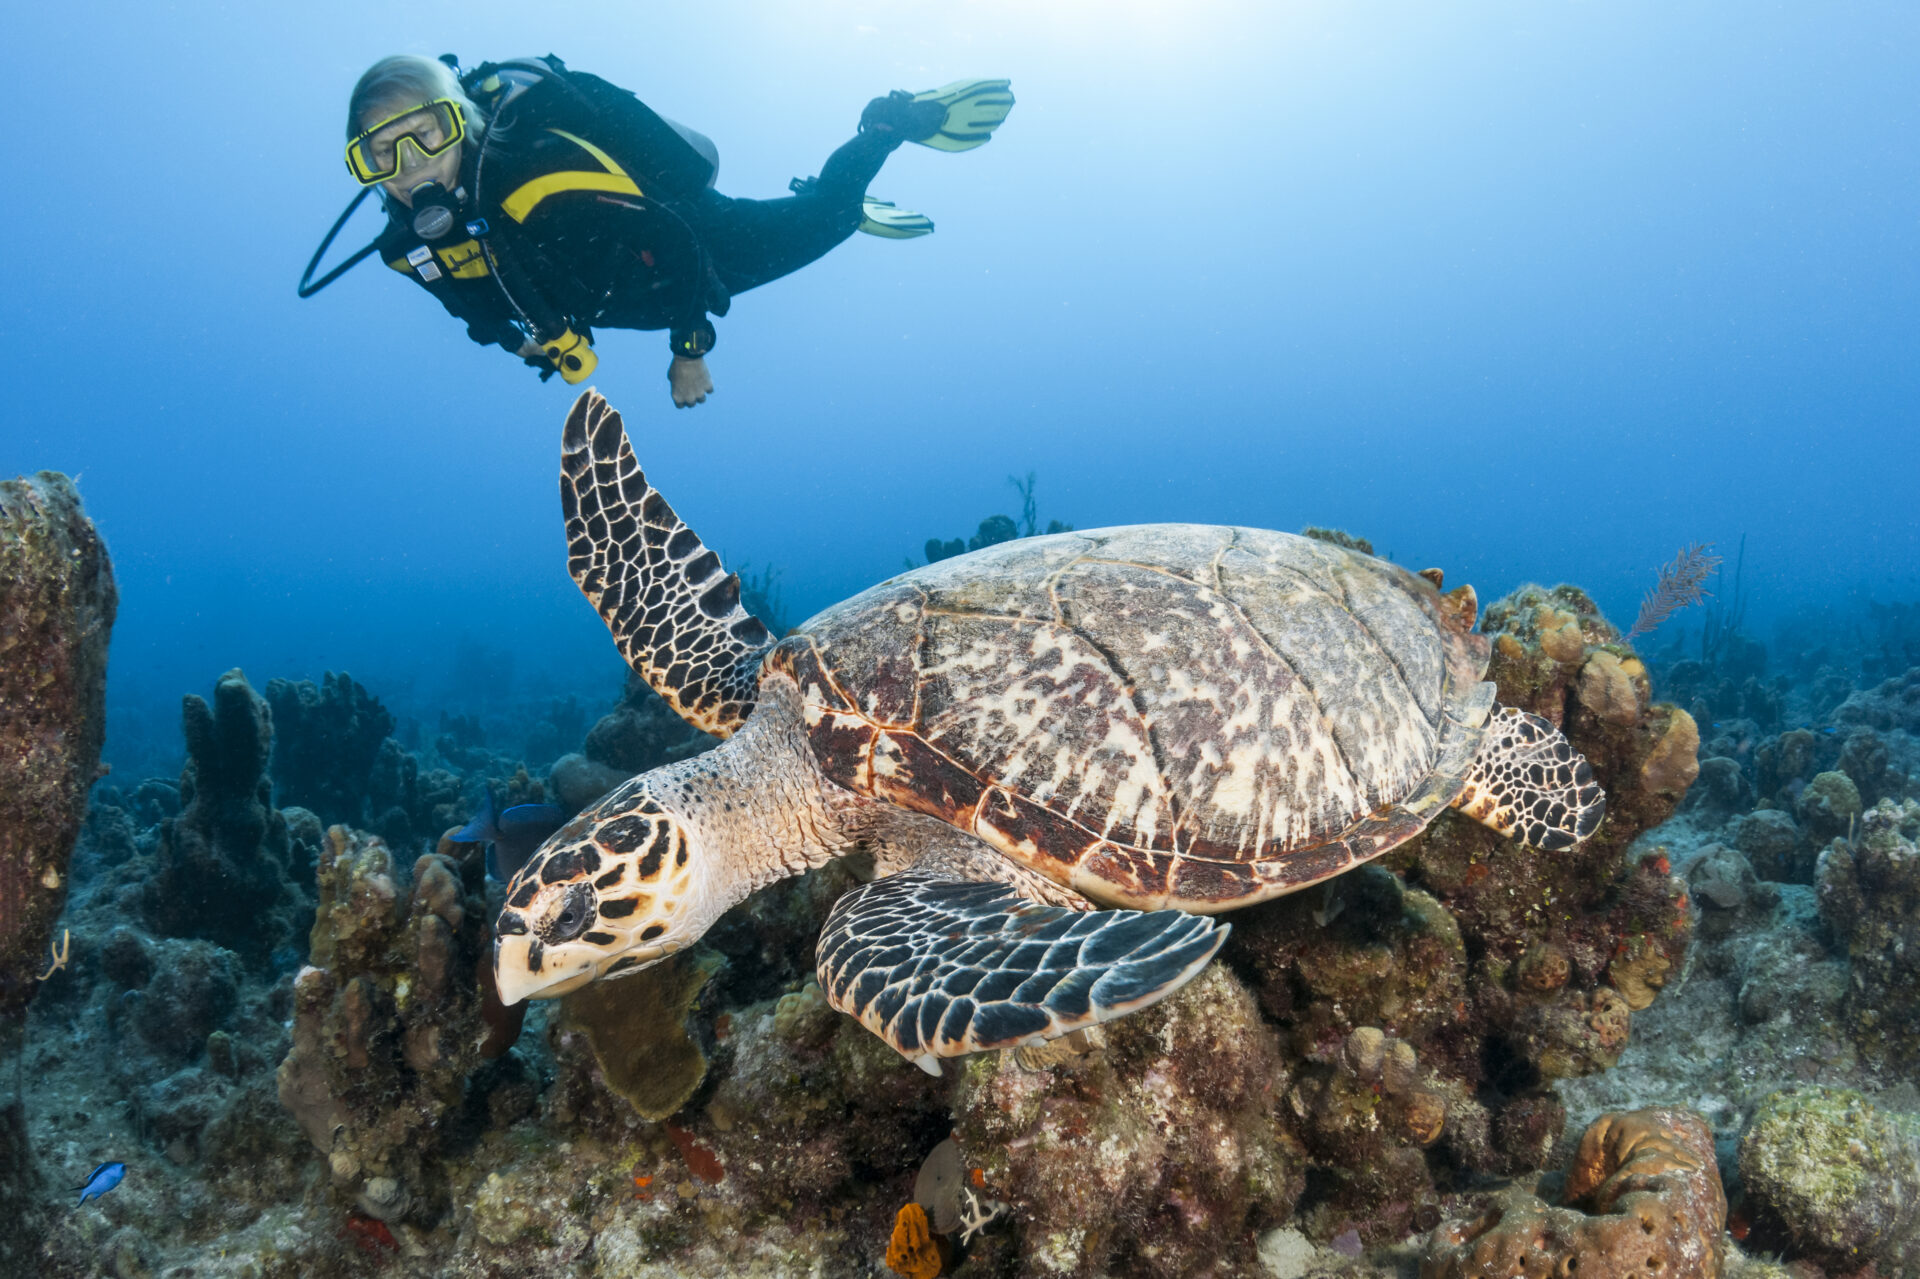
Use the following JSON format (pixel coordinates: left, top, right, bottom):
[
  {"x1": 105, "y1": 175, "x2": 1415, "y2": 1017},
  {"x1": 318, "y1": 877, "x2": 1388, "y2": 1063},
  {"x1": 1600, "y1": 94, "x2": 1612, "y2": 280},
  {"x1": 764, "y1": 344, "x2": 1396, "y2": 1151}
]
[{"x1": 375, "y1": 56, "x2": 900, "y2": 369}]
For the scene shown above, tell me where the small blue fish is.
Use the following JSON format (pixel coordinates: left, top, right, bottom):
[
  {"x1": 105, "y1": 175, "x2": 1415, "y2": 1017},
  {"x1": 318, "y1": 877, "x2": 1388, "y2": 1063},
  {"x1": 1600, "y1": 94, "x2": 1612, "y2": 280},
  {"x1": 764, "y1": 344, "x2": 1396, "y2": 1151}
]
[
  {"x1": 454, "y1": 786, "x2": 568, "y2": 882},
  {"x1": 73, "y1": 1161, "x2": 125, "y2": 1206}
]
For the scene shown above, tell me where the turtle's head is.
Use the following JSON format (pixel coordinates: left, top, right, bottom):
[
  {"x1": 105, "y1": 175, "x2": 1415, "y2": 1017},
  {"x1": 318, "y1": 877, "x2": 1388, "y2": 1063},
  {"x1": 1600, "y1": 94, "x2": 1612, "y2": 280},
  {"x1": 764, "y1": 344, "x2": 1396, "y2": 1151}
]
[{"x1": 492, "y1": 782, "x2": 711, "y2": 1005}]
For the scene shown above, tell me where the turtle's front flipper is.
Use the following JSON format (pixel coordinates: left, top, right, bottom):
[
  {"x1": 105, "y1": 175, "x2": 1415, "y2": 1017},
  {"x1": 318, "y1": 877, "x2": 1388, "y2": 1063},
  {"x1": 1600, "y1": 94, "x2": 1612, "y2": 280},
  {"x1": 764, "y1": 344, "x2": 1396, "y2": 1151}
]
[
  {"x1": 561, "y1": 390, "x2": 773, "y2": 737},
  {"x1": 1452, "y1": 706, "x2": 1606, "y2": 849},
  {"x1": 817, "y1": 871, "x2": 1229, "y2": 1075}
]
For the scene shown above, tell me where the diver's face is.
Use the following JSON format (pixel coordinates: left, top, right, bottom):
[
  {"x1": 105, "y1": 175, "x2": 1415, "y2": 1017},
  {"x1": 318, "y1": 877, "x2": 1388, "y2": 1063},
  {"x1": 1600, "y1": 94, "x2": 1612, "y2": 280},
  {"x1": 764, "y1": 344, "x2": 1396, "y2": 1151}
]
[
  {"x1": 492, "y1": 780, "x2": 710, "y2": 1004},
  {"x1": 361, "y1": 101, "x2": 463, "y2": 207}
]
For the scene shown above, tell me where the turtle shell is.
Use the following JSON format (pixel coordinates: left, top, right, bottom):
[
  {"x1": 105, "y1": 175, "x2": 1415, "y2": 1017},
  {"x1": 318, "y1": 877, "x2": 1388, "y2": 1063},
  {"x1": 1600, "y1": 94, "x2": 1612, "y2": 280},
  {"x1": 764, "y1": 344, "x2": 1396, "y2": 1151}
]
[{"x1": 764, "y1": 525, "x2": 1494, "y2": 911}]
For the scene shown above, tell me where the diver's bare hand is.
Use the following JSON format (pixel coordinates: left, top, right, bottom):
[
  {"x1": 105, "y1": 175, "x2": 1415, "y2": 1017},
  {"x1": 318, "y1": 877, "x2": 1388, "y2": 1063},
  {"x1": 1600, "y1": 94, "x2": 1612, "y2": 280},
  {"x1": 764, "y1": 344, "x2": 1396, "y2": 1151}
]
[{"x1": 669, "y1": 356, "x2": 713, "y2": 408}]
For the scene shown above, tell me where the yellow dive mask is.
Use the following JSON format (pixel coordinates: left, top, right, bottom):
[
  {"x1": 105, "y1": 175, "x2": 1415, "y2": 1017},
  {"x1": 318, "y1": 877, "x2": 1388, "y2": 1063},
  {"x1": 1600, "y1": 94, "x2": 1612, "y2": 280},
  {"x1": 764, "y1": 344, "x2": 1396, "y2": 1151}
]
[{"x1": 345, "y1": 98, "x2": 466, "y2": 185}]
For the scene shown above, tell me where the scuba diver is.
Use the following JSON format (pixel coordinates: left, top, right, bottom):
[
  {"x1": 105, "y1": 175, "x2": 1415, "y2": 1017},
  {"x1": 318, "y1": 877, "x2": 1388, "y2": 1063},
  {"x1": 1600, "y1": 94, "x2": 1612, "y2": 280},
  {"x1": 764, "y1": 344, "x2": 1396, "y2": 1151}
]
[{"x1": 302, "y1": 54, "x2": 1013, "y2": 407}]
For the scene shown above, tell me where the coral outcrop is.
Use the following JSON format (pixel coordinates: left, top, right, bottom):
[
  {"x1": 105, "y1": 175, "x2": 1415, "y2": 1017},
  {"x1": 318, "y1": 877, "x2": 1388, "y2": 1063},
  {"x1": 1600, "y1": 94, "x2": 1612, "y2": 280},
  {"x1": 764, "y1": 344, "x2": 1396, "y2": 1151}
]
[
  {"x1": 1227, "y1": 580, "x2": 1695, "y2": 1231},
  {"x1": 265, "y1": 672, "x2": 395, "y2": 825},
  {"x1": 951, "y1": 964, "x2": 1306, "y2": 1278},
  {"x1": 0, "y1": 472, "x2": 115, "y2": 1021},
  {"x1": 1424, "y1": 1107, "x2": 1726, "y2": 1278},
  {"x1": 141, "y1": 670, "x2": 303, "y2": 959},
  {"x1": 1738, "y1": 1087, "x2": 1920, "y2": 1275},
  {"x1": 276, "y1": 825, "x2": 492, "y2": 1221},
  {"x1": 1815, "y1": 798, "x2": 1920, "y2": 1070}
]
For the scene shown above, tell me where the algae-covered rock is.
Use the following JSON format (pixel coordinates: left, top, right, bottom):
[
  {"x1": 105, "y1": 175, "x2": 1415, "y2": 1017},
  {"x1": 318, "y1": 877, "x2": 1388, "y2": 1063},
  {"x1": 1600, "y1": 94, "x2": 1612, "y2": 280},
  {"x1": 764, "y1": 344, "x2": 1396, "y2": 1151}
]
[
  {"x1": 1330, "y1": 585, "x2": 1695, "y2": 1164},
  {"x1": 0, "y1": 472, "x2": 116, "y2": 1022},
  {"x1": 1815, "y1": 798, "x2": 1920, "y2": 1070},
  {"x1": 1737, "y1": 1086, "x2": 1920, "y2": 1274},
  {"x1": 562, "y1": 948, "x2": 724, "y2": 1120},
  {"x1": 1729, "y1": 808, "x2": 1806, "y2": 884},
  {"x1": 1795, "y1": 770, "x2": 1862, "y2": 844}
]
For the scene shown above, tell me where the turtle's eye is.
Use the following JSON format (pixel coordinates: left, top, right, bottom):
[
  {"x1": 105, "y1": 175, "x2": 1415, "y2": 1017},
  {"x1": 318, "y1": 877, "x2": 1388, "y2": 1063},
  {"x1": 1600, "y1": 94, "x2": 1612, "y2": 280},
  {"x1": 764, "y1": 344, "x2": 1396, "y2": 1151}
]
[{"x1": 546, "y1": 884, "x2": 596, "y2": 942}]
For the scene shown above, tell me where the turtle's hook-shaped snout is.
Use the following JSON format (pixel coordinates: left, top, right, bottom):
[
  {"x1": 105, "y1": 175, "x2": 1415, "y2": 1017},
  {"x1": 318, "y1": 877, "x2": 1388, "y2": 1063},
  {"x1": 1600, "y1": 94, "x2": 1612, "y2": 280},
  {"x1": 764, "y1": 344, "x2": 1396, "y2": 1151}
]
[{"x1": 491, "y1": 881, "x2": 609, "y2": 1005}]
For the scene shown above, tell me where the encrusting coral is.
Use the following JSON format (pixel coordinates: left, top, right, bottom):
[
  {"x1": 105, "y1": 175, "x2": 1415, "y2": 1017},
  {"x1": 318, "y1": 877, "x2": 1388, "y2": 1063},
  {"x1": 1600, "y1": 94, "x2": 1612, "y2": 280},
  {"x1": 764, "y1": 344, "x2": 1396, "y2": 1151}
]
[
  {"x1": 1737, "y1": 1086, "x2": 1920, "y2": 1275},
  {"x1": 1423, "y1": 1107, "x2": 1726, "y2": 1279}
]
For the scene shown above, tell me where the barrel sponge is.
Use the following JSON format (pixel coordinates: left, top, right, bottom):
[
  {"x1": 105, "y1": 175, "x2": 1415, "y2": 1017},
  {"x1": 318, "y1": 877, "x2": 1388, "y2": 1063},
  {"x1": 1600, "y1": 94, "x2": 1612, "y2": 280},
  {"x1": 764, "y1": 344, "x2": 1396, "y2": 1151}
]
[
  {"x1": 1423, "y1": 1107, "x2": 1726, "y2": 1279},
  {"x1": 0, "y1": 473, "x2": 116, "y2": 1020}
]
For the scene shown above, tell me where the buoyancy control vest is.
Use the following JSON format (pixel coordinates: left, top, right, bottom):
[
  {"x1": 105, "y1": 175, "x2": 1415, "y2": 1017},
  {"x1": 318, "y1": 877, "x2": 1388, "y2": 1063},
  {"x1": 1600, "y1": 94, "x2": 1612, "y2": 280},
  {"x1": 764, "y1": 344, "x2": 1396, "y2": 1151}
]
[{"x1": 300, "y1": 54, "x2": 727, "y2": 378}]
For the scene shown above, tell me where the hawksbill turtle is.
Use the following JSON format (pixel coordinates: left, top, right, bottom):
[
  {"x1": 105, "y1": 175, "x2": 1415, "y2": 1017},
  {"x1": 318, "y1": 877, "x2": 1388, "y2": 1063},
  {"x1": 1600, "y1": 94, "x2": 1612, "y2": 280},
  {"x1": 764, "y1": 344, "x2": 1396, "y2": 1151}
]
[{"x1": 493, "y1": 391, "x2": 1606, "y2": 1074}]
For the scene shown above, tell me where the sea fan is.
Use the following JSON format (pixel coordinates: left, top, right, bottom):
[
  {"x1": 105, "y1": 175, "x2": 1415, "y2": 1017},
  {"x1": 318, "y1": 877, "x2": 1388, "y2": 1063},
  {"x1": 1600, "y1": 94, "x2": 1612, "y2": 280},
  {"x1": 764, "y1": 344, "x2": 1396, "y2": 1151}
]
[{"x1": 1627, "y1": 543, "x2": 1721, "y2": 638}]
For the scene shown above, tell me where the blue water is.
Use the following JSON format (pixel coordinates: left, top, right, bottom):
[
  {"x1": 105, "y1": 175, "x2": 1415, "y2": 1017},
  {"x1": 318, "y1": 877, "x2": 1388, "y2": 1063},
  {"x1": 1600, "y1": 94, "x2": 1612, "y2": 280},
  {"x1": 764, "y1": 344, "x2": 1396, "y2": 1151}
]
[{"x1": 3, "y1": 2, "x2": 1916, "y2": 767}]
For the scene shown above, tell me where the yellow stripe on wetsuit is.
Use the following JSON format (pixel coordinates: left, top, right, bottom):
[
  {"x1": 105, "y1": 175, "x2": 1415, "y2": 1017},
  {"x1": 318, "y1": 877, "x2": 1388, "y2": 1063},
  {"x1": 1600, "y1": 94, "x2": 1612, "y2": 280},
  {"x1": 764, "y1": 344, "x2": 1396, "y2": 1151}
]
[{"x1": 500, "y1": 128, "x2": 643, "y2": 223}]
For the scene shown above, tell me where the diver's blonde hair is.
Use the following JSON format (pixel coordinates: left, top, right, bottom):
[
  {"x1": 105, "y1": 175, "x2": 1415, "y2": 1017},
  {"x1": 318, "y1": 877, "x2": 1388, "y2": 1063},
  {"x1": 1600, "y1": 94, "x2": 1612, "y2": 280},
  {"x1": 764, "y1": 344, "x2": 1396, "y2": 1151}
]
[{"x1": 348, "y1": 55, "x2": 486, "y2": 140}]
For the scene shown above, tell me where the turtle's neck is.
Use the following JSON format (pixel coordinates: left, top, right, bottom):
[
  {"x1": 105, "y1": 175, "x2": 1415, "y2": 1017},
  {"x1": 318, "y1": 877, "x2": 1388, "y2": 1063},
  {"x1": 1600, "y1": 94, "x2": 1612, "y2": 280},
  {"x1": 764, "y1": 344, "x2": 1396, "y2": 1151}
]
[{"x1": 650, "y1": 672, "x2": 860, "y2": 920}]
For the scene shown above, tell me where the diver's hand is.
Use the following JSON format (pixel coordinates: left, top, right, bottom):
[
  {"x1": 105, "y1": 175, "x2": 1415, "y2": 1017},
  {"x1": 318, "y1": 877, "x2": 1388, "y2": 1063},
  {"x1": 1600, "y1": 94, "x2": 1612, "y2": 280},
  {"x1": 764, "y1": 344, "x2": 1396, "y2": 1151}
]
[
  {"x1": 518, "y1": 339, "x2": 557, "y2": 382},
  {"x1": 669, "y1": 355, "x2": 713, "y2": 408}
]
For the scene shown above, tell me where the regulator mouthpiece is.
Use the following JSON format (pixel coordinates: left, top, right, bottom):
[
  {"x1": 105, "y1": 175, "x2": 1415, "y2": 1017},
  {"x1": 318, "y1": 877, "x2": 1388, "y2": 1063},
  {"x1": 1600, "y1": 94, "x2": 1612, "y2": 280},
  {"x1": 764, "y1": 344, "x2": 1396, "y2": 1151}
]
[{"x1": 409, "y1": 181, "x2": 461, "y2": 240}]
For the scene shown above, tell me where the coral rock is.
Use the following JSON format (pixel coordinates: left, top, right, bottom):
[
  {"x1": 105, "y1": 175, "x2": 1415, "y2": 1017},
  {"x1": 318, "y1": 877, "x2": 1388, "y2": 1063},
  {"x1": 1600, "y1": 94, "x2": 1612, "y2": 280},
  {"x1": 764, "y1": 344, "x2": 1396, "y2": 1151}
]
[
  {"x1": 953, "y1": 963, "x2": 1304, "y2": 1278},
  {"x1": 1738, "y1": 1086, "x2": 1920, "y2": 1274},
  {"x1": 1795, "y1": 771, "x2": 1862, "y2": 844},
  {"x1": 1424, "y1": 1107, "x2": 1726, "y2": 1278},
  {"x1": 276, "y1": 825, "x2": 490, "y2": 1214},
  {"x1": 1729, "y1": 809, "x2": 1807, "y2": 885},
  {"x1": 1815, "y1": 799, "x2": 1920, "y2": 1069},
  {"x1": 0, "y1": 472, "x2": 116, "y2": 1021},
  {"x1": 264, "y1": 672, "x2": 396, "y2": 829},
  {"x1": 547, "y1": 751, "x2": 630, "y2": 812}
]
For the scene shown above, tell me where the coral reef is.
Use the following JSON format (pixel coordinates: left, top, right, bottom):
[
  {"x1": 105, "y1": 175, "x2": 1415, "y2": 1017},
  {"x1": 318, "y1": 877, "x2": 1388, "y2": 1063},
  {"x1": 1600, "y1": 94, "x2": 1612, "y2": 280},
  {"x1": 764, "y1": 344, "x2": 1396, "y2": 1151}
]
[
  {"x1": 141, "y1": 670, "x2": 304, "y2": 959},
  {"x1": 1737, "y1": 1086, "x2": 1920, "y2": 1275},
  {"x1": 276, "y1": 825, "x2": 494, "y2": 1221},
  {"x1": 1815, "y1": 798, "x2": 1920, "y2": 1070},
  {"x1": 1423, "y1": 1107, "x2": 1726, "y2": 1278},
  {"x1": 46, "y1": 561, "x2": 1920, "y2": 1279},
  {"x1": 0, "y1": 471, "x2": 115, "y2": 1021}
]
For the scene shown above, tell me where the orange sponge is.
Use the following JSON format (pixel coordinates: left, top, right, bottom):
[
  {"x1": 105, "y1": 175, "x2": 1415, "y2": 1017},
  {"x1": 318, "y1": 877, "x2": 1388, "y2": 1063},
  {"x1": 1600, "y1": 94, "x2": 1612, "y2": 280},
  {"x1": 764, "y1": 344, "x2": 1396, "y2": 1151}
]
[{"x1": 886, "y1": 1202, "x2": 945, "y2": 1279}]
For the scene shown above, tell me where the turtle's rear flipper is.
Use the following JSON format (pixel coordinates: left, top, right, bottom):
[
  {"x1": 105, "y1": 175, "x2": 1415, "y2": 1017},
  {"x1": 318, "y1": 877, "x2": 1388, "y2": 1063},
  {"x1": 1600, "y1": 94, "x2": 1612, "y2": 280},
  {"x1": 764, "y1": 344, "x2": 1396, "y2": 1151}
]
[
  {"x1": 1452, "y1": 706, "x2": 1606, "y2": 849},
  {"x1": 561, "y1": 390, "x2": 773, "y2": 737},
  {"x1": 816, "y1": 871, "x2": 1228, "y2": 1076}
]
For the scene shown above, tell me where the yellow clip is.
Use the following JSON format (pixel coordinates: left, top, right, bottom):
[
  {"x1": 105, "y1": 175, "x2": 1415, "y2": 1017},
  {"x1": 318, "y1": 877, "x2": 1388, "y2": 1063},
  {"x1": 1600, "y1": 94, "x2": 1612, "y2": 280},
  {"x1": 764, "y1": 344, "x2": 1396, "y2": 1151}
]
[{"x1": 543, "y1": 329, "x2": 598, "y2": 384}]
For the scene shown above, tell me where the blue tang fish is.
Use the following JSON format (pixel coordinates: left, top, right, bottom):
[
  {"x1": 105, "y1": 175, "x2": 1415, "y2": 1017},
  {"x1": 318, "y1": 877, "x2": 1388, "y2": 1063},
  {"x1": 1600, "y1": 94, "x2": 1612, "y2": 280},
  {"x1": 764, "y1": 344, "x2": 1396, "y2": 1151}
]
[
  {"x1": 454, "y1": 786, "x2": 568, "y2": 883},
  {"x1": 74, "y1": 1161, "x2": 125, "y2": 1206}
]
